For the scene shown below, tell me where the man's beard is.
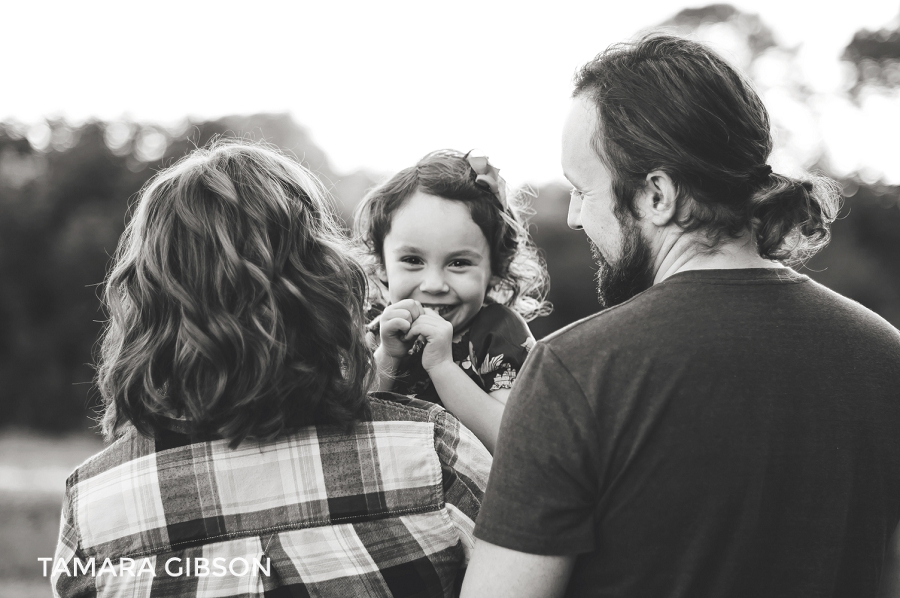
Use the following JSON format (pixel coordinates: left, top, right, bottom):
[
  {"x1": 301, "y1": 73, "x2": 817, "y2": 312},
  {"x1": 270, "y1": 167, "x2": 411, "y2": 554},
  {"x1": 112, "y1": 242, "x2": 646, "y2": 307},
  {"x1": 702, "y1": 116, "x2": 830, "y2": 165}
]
[{"x1": 590, "y1": 215, "x2": 655, "y2": 309}]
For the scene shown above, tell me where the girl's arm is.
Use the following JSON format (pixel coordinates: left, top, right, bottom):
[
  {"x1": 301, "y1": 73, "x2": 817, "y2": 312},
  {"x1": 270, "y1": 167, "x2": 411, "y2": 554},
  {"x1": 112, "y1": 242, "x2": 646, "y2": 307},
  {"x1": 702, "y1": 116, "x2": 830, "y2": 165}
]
[
  {"x1": 426, "y1": 361, "x2": 505, "y2": 453},
  {"x1": 489, "y1": 388, "x2": 511, "y2": 405},
  {"x1": 373, "y1": 345, "x2": 398, "y2": 392},
  {"x1": 407, "y1": 311, "x2": 506, "y2": 453}
]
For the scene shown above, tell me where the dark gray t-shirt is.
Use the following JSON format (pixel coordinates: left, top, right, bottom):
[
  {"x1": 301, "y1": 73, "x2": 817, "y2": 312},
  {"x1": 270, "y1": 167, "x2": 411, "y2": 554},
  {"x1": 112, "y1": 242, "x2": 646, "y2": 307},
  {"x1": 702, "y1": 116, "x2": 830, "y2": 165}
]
[{"x1": 476, "y1": 268, "x2": 900, "y2": 598}]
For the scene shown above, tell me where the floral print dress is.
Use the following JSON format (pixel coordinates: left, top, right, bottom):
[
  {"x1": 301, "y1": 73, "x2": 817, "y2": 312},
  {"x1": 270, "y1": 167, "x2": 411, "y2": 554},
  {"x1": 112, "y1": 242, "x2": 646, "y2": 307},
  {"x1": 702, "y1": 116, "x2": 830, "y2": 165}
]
[{"x1": 367, "y1": 303, "x2": 536, "y2": 407}]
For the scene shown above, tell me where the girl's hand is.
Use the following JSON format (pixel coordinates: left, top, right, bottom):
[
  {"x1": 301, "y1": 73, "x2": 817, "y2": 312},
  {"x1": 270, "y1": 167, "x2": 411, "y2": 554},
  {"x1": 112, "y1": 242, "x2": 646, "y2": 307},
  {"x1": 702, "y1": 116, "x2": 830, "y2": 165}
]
[
  {"x1": 406, "y1": 309, "x2": 454, "y2": 371},
  {"x1": 380, "y1": 299, "x2": 425, "y2": 359}
]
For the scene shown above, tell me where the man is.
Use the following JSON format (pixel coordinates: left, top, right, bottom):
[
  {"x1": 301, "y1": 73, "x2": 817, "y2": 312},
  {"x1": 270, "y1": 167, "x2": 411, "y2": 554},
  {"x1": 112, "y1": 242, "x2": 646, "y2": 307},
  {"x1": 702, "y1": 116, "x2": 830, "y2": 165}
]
[{"x1": 461, "y1": 35, "x2": 900, "y2": 598}]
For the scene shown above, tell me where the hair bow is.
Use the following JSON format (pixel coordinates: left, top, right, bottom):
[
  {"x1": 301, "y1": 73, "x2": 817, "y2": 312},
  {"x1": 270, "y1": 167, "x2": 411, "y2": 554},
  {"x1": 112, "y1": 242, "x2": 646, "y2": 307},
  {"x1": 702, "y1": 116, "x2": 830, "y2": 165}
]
[{"x1": 466, "y1": 150, "x2": 508, "y2": 210}]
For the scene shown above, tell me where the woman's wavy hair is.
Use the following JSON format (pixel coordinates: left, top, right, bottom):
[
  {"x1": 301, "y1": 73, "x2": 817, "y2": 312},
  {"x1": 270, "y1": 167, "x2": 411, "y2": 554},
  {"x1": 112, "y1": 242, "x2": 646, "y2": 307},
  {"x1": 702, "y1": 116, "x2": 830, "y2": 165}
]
[
  {"x1": 573, "y1": 34, "x2": 841, "y2": 265},
  {"x1": 97, "y1": 140, "x2": 374, "y2": 447},
  {"x1": 353, "y1": 149, "x2": 550, "y2": 321}
]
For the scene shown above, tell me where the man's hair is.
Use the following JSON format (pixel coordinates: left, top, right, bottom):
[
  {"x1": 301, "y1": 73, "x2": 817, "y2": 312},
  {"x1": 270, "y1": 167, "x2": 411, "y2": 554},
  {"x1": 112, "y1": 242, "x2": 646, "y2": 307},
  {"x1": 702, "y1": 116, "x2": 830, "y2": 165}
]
[
  {"x1": 353, "y1": 149, "x2": 549, "y2": 321},
  {"x1": 574, "y1": 34, "x2": 840, "y2": 264},
  {"x1": 97, "y1": 140, "x2": 374, "y2": 447}
]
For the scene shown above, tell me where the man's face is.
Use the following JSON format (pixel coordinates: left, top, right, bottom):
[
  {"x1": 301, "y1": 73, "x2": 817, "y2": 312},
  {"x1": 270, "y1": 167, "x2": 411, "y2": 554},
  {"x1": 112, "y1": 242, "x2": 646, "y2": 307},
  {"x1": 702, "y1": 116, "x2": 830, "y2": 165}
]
[{"x1": 562, "y1": 96, "x2": 655, "y2": 308}]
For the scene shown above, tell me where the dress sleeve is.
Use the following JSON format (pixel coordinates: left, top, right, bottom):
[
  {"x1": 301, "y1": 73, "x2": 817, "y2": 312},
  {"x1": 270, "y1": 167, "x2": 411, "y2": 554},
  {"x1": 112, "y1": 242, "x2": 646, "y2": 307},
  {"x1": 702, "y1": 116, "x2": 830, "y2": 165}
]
[
  {"x1": 431, "y1": 407, "x2": 492, "y2": 564},
  {"x1": 465, "y1": 304, "x2": 536, "y2": 392},
  {"x1": 473, "y1": 341, "x2": 602, "y2": 555}
]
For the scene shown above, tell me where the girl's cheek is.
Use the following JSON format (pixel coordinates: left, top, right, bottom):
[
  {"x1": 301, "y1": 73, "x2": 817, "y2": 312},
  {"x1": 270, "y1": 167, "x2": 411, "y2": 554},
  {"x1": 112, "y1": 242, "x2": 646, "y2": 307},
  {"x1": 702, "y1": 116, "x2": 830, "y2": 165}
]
[{"x1": 388, "y1": 273, "x2": 417, "y2": 300}]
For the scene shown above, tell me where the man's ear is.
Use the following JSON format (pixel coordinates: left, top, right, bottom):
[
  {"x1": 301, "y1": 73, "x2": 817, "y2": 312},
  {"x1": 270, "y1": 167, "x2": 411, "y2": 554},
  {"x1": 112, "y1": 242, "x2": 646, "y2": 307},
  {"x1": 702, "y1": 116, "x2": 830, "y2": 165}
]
[{"x1": 636, "y1": 170, "x2": 679, "y2": 226}]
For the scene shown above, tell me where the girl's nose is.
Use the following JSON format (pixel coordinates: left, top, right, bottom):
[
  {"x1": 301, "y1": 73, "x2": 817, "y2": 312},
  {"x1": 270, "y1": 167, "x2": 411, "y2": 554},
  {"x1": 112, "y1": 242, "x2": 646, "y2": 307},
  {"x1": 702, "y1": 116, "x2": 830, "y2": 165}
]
[
  {"x1": 567, "y1": 193, "x2": 584, "y2": 230},
  {"x1": 419, "y1": 268, "x2": 449, "y2": 294}
]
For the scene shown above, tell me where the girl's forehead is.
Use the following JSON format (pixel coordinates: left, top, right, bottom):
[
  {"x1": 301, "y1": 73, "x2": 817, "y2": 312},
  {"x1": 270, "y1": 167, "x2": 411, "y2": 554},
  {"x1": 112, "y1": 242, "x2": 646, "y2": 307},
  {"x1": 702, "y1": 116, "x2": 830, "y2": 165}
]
[{"x1": 386, "y1": 192, "x2": 489, "y2": 253}]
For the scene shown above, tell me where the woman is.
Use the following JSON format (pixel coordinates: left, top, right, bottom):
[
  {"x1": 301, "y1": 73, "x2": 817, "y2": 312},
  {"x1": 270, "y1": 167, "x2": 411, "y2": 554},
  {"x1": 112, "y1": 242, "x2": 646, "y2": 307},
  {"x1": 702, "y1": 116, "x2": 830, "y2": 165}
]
[{"x1": 51, "y1": 141, "x2": 490, "y2": 597}]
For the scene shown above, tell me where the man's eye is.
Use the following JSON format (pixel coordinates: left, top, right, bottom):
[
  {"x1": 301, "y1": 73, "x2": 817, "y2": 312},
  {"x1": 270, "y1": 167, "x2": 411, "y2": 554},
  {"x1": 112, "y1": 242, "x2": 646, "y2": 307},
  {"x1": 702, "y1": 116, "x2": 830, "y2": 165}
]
[{"x1": 570, "y1": 187, "x2": 584, "y2": 199}]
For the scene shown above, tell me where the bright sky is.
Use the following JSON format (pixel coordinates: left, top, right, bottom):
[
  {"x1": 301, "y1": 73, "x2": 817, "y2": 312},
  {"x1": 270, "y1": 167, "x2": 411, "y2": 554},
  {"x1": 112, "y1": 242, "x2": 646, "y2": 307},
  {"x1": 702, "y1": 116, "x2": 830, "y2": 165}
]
[{"x1": 3, "y1": 0, "x2": 899, "y2": 186}]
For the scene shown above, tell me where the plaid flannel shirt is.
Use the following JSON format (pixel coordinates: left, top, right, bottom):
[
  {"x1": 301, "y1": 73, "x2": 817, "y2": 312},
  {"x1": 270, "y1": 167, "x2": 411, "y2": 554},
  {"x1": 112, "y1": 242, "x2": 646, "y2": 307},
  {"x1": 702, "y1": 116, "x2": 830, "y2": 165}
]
[{"x1": 51, "y1": 393, "x2": 491, "y2": 597}]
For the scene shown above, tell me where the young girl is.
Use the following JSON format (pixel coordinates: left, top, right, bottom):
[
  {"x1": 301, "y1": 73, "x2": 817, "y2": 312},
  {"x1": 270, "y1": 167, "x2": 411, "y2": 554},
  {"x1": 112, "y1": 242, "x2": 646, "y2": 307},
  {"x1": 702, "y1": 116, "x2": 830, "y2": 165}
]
[{"x1": 354, "y1": 149, "x2": 550, "y2": 452}]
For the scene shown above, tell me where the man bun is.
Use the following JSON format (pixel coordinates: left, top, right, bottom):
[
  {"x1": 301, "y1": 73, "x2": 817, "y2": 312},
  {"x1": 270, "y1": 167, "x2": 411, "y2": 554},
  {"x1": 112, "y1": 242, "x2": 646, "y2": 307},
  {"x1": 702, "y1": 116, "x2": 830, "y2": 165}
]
[{"x1": 749, "y1": 173, "x2": 841, "y2": 265}]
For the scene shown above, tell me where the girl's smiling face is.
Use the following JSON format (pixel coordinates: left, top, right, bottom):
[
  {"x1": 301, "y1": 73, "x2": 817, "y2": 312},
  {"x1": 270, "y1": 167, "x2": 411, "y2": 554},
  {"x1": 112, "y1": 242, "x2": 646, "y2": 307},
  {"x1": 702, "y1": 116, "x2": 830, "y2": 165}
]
[{"x1": 382, "y1": 191, "x2": 493, "y2": 332}]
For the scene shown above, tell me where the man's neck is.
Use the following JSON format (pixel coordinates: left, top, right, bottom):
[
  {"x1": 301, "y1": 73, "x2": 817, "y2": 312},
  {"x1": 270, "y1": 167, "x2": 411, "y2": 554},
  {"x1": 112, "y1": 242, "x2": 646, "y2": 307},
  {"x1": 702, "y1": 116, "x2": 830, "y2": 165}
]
[{"x1": 651, "y1": 228, "x2": 783, "y2": 284}]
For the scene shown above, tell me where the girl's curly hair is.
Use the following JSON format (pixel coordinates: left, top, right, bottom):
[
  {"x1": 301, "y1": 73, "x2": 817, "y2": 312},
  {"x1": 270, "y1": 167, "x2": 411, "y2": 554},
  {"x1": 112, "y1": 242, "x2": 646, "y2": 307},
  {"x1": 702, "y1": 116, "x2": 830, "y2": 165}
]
[
  {"x1": 97, "y1": 140, "x2": 374, "y2": 447},
  {"x1": 352, "y1": 149, "x2": 550, "y2": 321}
]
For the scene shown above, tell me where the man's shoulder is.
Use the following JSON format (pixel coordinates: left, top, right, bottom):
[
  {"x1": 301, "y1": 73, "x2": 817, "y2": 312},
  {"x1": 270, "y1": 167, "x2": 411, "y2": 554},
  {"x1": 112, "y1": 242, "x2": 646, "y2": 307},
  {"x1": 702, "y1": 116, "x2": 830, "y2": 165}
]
[
  {"x1": 806, "y1": 277, "x2": 900, "y2": 340},
  {"x1": 542, "y1": 309, "x2": 612, "y2": 343},
  {"x1": 539, "y1": 272, "x2": 900, "y2": 365},
  {"x1": 540, "y1": 288, "x2": 662, "y2": 356}
]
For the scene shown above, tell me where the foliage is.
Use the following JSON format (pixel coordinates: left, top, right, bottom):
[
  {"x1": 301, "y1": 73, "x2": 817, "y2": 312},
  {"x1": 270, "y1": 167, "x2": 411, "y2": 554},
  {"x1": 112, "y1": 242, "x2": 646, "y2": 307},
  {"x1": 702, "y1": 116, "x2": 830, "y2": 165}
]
[
  {"x1": 658, "y1": 4, "x2": 778, "y2": 63},
  {"x1": 843, "y1": 19, "x2": 900, "y2": 95}
]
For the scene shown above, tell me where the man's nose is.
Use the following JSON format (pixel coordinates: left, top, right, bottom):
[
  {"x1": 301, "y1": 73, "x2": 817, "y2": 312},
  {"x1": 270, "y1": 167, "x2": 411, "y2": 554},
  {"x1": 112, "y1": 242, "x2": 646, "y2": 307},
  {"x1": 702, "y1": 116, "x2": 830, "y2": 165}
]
[
  {"x1": 419, "y1": 268, "x2": 449, "y2": 293},
  {"x1": 567, "y1": 194, "x2": 584, "y2": 230}
]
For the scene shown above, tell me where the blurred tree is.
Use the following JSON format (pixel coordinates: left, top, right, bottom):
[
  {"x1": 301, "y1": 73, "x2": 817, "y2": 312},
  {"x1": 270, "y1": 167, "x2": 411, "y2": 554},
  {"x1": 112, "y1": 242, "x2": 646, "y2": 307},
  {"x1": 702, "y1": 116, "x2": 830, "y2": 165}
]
[
  {"x1": 812, "y1": 8, "x2": 900, "y2": 324},
  {"x1": 658, "y1": 3, "x2": 779, "y2": 66},
  {"x1": 804, "y1": 184, "x2": 900, "y2": 325},
  {"x1": 842, "y1": 15, "x2": 900, "y2": 96},
  {"x1": 0, "y1": 121, "x2": 138, "y2": 431}
]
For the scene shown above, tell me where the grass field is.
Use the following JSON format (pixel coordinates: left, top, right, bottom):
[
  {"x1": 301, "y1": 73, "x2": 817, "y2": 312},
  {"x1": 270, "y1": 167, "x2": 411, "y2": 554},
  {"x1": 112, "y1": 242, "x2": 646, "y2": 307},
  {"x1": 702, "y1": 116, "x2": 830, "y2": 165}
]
[{"x1": 0, "y1": 429, "x2": 104, "y2": 598}]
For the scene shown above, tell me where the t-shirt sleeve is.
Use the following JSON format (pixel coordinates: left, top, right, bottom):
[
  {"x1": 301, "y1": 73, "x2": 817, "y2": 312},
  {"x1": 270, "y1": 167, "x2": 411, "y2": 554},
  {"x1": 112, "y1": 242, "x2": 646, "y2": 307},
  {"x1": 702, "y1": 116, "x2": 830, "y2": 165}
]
[
  {"x1": 466, "y1": 304, "x2": 536, "y2": 392},
  {"x1": 474, "y1": 341, "x2": 601, "y2": 555}
]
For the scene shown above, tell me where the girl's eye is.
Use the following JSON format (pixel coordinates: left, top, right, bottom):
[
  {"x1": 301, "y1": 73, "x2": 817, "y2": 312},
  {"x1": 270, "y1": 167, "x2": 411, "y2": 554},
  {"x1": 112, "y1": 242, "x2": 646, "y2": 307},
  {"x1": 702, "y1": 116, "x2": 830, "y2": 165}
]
[
  {"x1": 400, "y1": 256, "x2": 423, "y2": 265},
  {"x1": 449, "y1": 260, "x2": 472, "y2": 268}
]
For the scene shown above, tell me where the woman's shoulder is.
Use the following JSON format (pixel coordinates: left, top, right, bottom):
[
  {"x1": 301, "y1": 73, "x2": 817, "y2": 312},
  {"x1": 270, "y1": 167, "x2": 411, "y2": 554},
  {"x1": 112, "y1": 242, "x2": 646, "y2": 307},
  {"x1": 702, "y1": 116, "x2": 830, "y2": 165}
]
[
  {"x1": 65, "y1": 426, "x2": 151, "y2": 491},
  {"x1": 366, "y1": 392, "x2": 482, "y2": 444},
  {"x1": 367, "y1": 392, "x2": 490, "y2": 473},
  {"x1": 367, "y1": 391, "x2": 448, "y2": 423}
]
